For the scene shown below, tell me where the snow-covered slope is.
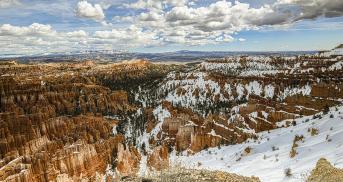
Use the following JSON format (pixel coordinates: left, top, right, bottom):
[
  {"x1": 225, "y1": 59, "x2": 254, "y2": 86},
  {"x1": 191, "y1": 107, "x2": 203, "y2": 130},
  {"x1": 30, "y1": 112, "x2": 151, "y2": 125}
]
[{"x1": 172, "y1": 106, "x2": 343, "y2": 182}]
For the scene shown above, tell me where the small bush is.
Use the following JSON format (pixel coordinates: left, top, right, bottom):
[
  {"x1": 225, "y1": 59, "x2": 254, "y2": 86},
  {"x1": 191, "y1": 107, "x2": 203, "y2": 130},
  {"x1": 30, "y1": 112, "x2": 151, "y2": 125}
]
[
  {"x1": 290, "y1": 135, "x2": 304, "y2": 158},
  {"x1": 285, "y1": 168, "x2": 292, "y2": 177},
  {"x1": 142, "y1": 178, "x2": 153, "y2": 182},
  {"x1": 204, "y1": 144, "x2": 209, "y2": 151},
  {"x1": 323, "y1": 105, "x2": 330, "y2": 115},
  {"x1": 292, "y1": 120, "x2": 297, "y2": 126},
  {"x1": 310, "y1": 128, "x2": 319, "y2": 136},
  {"x1": 326, "y1": 135, "x2": 332, "y2": 142},
  {"x1": 290, "y1": 148, "x2": 297, "y2": 158},
  {"x1": 244, "y1": 146, "x2": 252, "y2": 154}
]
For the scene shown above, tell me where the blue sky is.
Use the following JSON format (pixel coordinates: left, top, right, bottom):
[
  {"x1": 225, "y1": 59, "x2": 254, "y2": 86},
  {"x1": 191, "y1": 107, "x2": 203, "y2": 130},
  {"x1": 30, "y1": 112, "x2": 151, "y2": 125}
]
[{"x1": 0, "y1": 0, "x2": 342, "y2": 55}]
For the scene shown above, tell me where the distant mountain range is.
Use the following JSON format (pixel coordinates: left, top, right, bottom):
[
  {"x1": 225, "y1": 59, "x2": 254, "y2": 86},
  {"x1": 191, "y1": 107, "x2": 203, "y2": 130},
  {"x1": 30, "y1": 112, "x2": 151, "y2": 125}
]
[{"x1": 0, "y1": 50, "x2": 316, "y2": 63}]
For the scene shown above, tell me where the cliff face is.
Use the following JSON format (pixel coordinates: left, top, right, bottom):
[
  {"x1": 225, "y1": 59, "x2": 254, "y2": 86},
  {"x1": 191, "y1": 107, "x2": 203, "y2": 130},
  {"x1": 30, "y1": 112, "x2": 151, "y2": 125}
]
[
  {"x1": 0, "y1": 114, "x2": 126, "y2": 181},
  {"x1": 0, "y1": 61, "x2": 177, "y2": 181},
  {"x1": 1, "y1": 55, "x2": 343, "y2": 180}
]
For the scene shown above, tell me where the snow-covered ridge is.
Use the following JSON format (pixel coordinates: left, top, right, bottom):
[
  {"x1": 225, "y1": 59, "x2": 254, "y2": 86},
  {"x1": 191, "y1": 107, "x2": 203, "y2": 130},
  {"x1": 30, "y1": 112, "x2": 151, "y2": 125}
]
[
  {"x1": 172, "y1": 106, "x2": 343, "y2": 182},
  {"x1": 158, "y1": 72, "x2": 225, "y2": 113},
  {"x1": 329, "y1": 61, "x2": 343, "y2": 71},
  {"x1": 157, "y1": 71, "x2": 312, "y2": 114},
  {"x1": 200, "y1": 58, "x2": 279, "y2": 77}
]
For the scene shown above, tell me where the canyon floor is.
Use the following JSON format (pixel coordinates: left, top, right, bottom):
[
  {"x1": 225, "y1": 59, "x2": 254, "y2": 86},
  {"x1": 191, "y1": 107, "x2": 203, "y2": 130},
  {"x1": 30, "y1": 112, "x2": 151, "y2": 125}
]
[{"x1": 1, "y1": 55, "x2": 343, "y2": 181}]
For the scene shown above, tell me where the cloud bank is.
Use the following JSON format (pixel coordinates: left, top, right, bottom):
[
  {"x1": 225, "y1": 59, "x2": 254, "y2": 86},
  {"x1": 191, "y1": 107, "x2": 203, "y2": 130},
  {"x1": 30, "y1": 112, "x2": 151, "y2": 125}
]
[
  {"x1": 0, "y1": 0, "x2": 342, "y2": 55},
  {"x1": 0, "y1": 0, "x2": 20, "y2": 8}
]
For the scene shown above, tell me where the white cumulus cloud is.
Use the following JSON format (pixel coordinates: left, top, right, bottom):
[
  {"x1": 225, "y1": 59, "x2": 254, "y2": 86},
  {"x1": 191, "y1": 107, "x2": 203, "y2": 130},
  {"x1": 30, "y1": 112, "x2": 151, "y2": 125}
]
[
  {"x1": 0, "y1": 23, "x2": 55, "y2": 36},
  {"x1": 0, "y1": 0, "x2": 20, "y2": 8},
  {"x1": 76, "y1": 1, "x2": 105, "y2": 21}
]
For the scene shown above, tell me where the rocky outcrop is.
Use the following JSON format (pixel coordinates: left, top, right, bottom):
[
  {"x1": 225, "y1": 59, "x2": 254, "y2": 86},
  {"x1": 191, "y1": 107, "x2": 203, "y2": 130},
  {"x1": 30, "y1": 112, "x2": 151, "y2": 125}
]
[
  {"x1": 121, "y1": 168, "x2": 260, "y2": 182},
  {"x1": 147, "y1": 145, "x2": 169, "y2": 171},
  {"x1": 0, "y1": 60, "x2": 177, "y2": 181},
  {"x1": 116, "y1": 143, "x2": 141, "y2": 176},
  {"x1": 307, "y1": 158, "x2": 343, "y2": 182},
  {"x1": 0, "y1": 112, "x2": 123, "y2": 181}
]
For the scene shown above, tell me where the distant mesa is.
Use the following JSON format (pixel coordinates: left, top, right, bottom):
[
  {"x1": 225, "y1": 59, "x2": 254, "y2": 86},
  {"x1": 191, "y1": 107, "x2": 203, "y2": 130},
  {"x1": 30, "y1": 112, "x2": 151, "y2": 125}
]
[
  {"x1": 119, "y1": 59, "x2": 151, "y2": 66},
  {"x1": 0, "y1": 60, "x2": 18, "y2": 66},
  {"x1": 74, "y1": 60, "x2": 96, "y2": 67}
]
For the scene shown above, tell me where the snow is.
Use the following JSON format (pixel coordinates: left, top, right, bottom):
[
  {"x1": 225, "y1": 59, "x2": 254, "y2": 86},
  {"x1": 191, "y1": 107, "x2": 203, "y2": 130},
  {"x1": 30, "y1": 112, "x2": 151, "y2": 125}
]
[
  {"x1": 160, "y1": 72, "x2": 225, "y2": 112},
  {"x1": 136, "y1": 105, "x2": 171, "y2": 153},
  {"x1": 207, "y1": 129, "x2": 222, "y2": 138},
  {"x1": 224, "y1": 83, "x2": 232, "y2": 95},
  {"x1": 246, "y1": 81, "x2": 262, "y2": 96},
  {"x1": 214, "y1": 121, "x2": 229, "y2": 130},
  {"x1": 264, "y1": 84, "x2": 275, "y2": 98},
  {"x1": 172, "y1": 106, "x2": 343, "y2": 182},
  {"x1": 201, "y1": 62, "x2": 241, "y2": 71},
  {"x1": 329, "y1": 61, "x2": 343, "y2": 71},
  {"x1": 278, "y1": 84, "x2": 312, "y2": 101},
  {"x1": 240, "y1": 70, "x2": 280, "y2": 77},
  {"x1": 236, "y1": 83, "x2": 245, "y2": 99},
  {"x1": 200, "y1": 57, "x2": 280, "y2": 77},
  {"x1": 112, "y1": 125, "x2": 117, "y2": 136},
  {"x1": 138, "y1": 155, "x2": 148, "y2": 176},
  {"x1": 249, "y1": 111, "x2": 258, "y2": 118},
  {"x1": 186, "y1": 120, "x2": 198, "y2": 127},
  {"x1": 262, "y1": 111, "x2": 269, "y2": 119},
  {"x1": 153, "y1": 105, "x2": 171, "y2": 123},
  {"x1": 157, "y1": 59, "x2": 314, "y2": 115}
]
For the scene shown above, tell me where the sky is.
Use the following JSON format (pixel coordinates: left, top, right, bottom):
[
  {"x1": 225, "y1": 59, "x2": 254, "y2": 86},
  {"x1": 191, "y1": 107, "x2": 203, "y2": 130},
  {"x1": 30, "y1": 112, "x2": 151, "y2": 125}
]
[{"x1": 0, "y1": 0, "x2": 342, "y2": 55}]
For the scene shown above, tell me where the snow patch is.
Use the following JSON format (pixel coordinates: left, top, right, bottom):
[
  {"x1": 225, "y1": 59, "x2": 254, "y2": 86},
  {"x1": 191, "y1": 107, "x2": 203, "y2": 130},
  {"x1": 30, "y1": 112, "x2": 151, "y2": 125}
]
[{"x1": 173, "y1": 106, "x2": 343, "y2": 182}]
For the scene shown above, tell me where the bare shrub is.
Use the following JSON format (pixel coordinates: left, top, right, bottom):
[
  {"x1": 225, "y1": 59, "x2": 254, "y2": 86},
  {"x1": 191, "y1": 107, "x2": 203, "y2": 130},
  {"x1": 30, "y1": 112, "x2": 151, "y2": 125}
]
[
  {"x1": 284, "y1": 168, "x2": 292, "y2": 177},
  {"x1": 244, "y1": 146, "x2": 252, "y2": 154},
  {"x1": 290, "y1": 135, "x2": 304, "y2": 158},
  {"x1": 310, "y1": 128, "x2": 319, "y2": 136}
]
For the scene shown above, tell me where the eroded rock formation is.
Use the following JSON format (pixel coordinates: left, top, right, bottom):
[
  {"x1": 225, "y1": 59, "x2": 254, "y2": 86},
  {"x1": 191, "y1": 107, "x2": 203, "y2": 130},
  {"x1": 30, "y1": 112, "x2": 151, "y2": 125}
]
[{"x1": 1, "y1": 55, "x2": 343, "y2": 181}]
